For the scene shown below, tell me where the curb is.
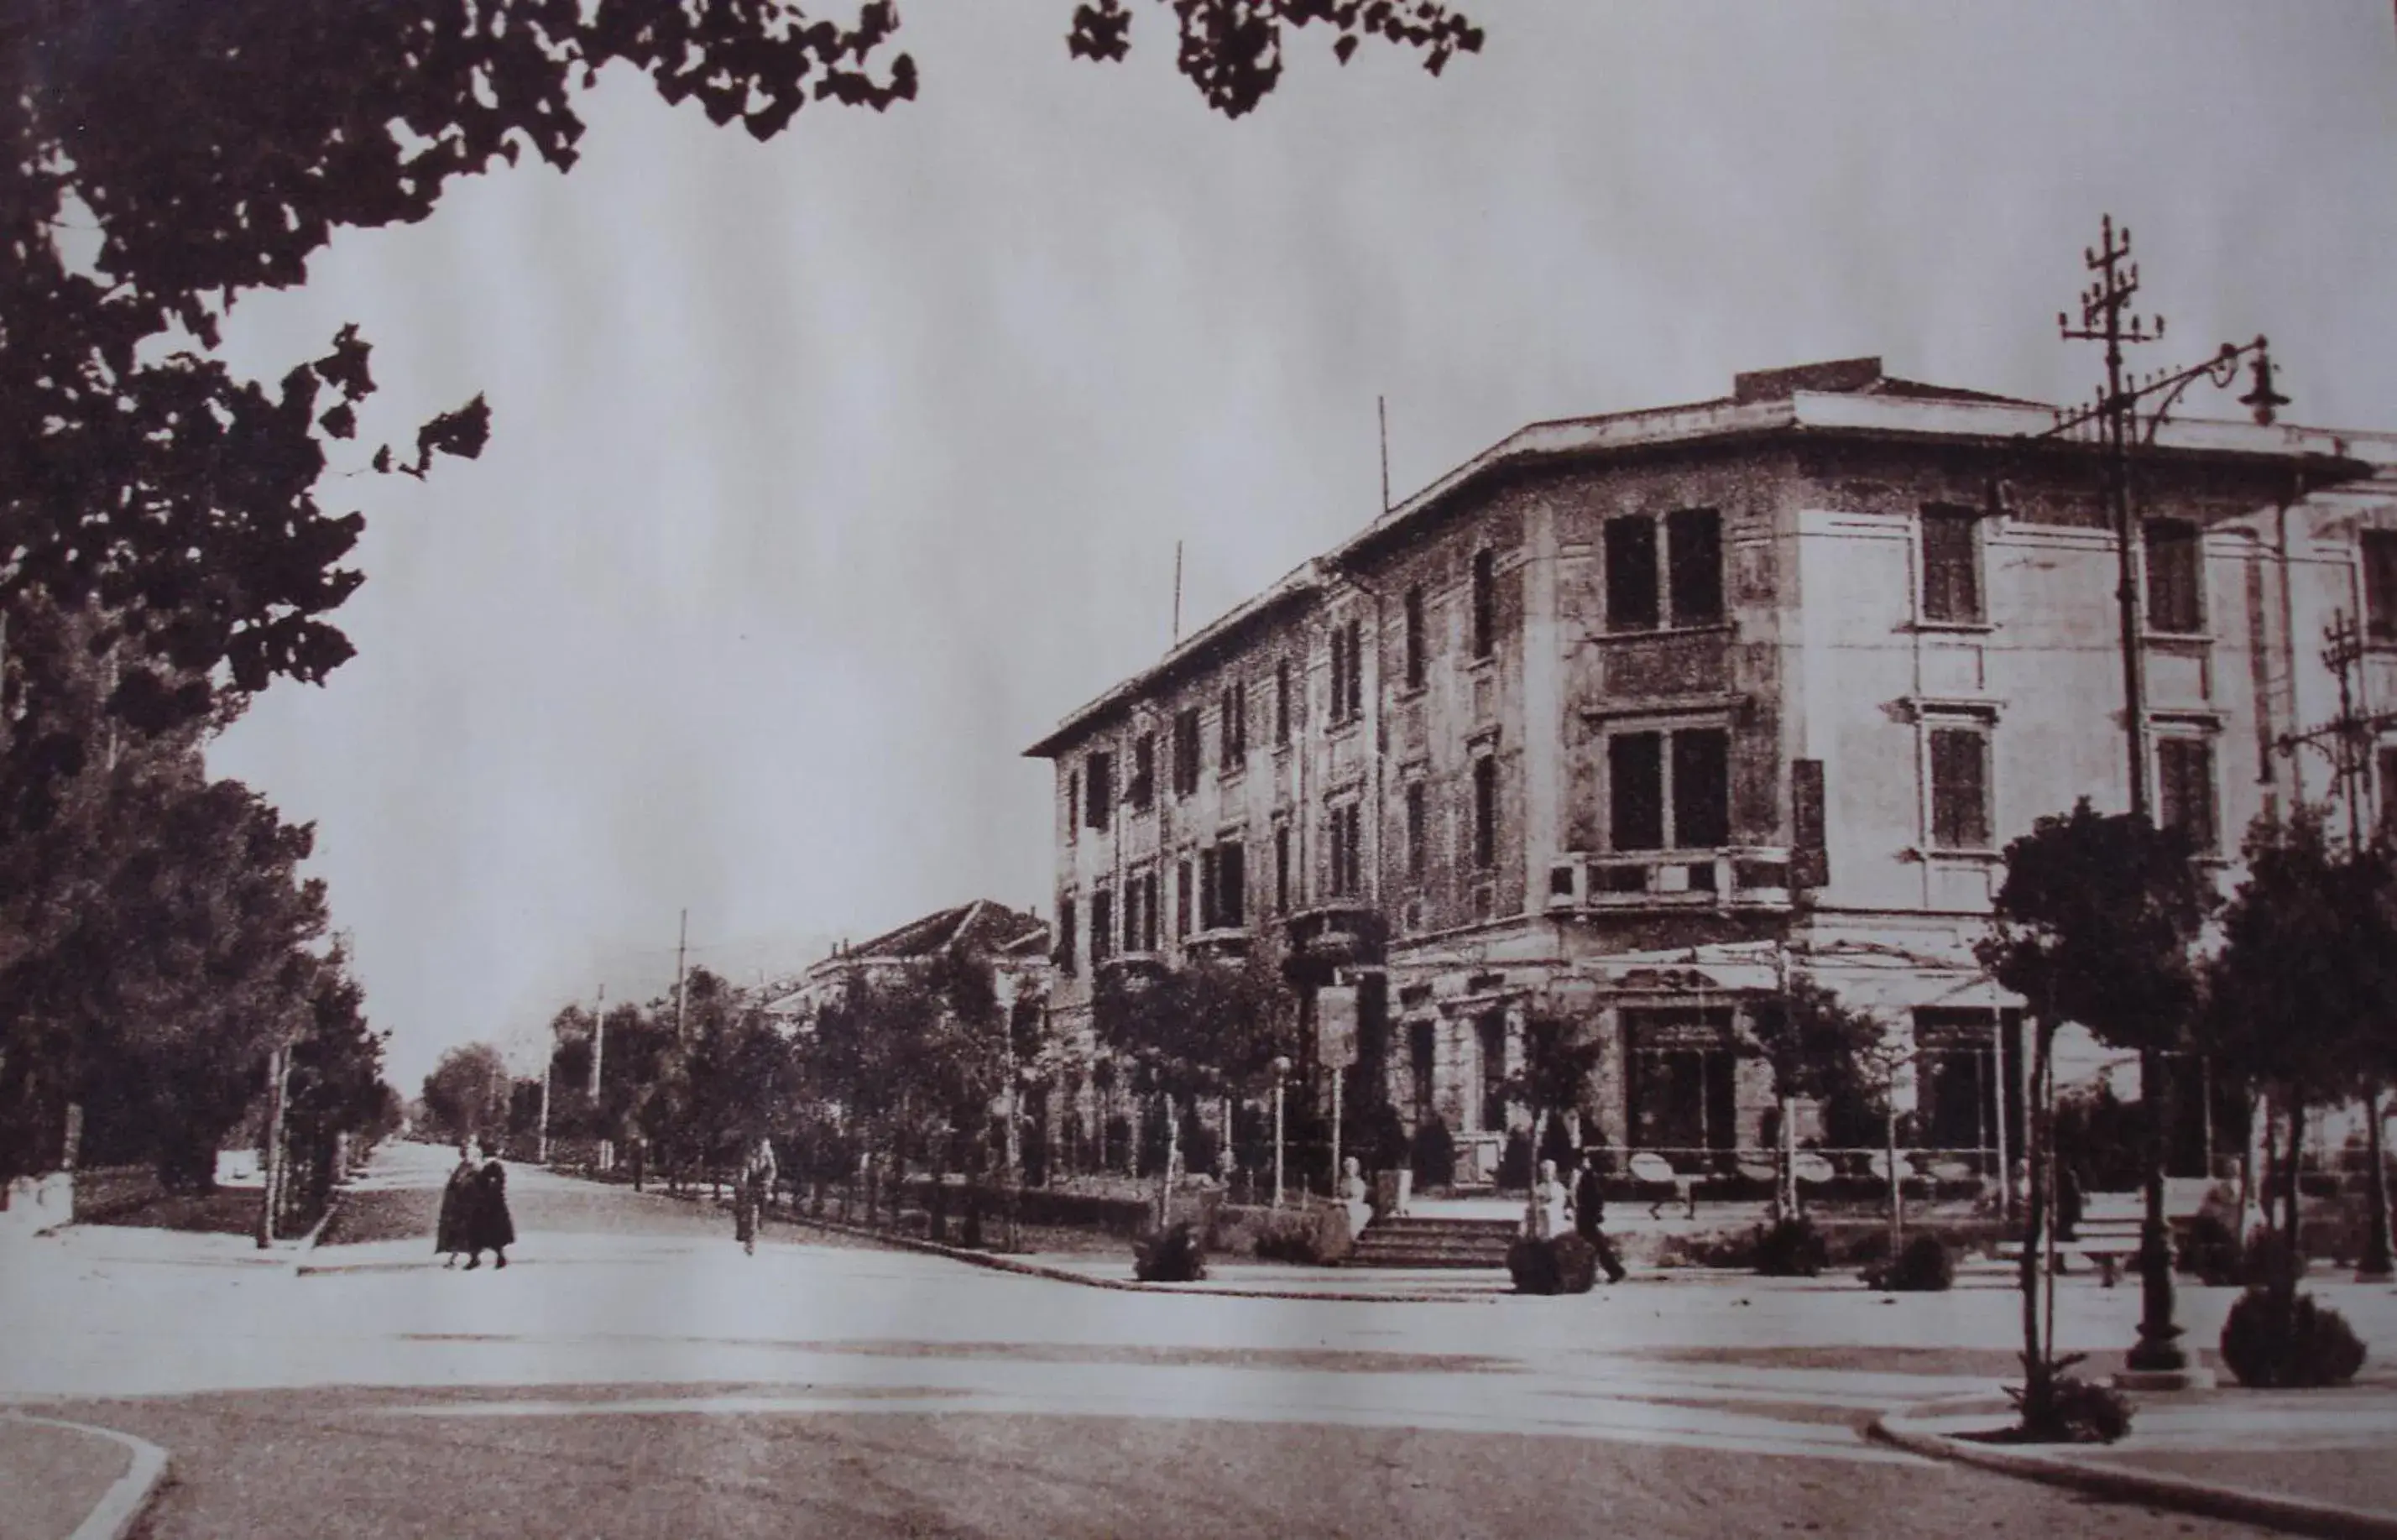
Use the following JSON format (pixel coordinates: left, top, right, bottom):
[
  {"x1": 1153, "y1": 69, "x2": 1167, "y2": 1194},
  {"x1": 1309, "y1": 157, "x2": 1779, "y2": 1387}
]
[
  {"x1": 769, "y1": 1210, "x2": 1488, "y2": 1304},
  {"x1": 3, "y1": 1412, "x2": 171, "y2": 1540},
  {"x1": 1869, "y1": 1394, "x2": 2397, "y2": 1540}
]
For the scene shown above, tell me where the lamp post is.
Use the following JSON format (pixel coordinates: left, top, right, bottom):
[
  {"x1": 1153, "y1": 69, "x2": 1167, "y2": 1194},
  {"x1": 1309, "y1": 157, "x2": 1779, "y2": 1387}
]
[
  {"x1": 2046, "y1": 216, "x2": 2285, "y2": 1386},
  {"x1": 1271, "y1": 1055, "x2": 1291, "y2": 1209}
]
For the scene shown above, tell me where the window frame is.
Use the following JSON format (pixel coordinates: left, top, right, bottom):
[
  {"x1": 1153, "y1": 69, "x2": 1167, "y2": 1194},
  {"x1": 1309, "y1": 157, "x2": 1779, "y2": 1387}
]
[
  {"x1": 1329, "y1": 799, "x2": 1364, "y2": 898},
  {"x1": 1926, "y1": 721, "x2": 1993, "y2": 853},
  {"x1": 1918, "y1": 504, "x2": 1985, "y2": 626},
  {"x1": 1404, "y1": 778, "x2": 1428, "y2": 882},
  {"x1": 1604, "y1": 720, "x2": 1731, "y2": 854},
  {"x1": 2142, "y1": 518, "x2": 2206, "y2": 636},
  {"x1": 1171, "y1": 708, "x2": 1201, "y2": 798},
  {"x1": 1470, "y1": 550, "x2": 1496, "y2": 660},
  {"x1": 1605, "y1": 510, "x2": 1725, "y2": 634},
  {"x1": 2155, "y1": 733, "x2": 2220, "y2": 855},
  {"x1": 2365, "y1": 530, "x2": 2397, "y2": 643},
  {"x1": 1084, "y1": 752, "x2": 1114, "y2": 829},
  {"x1": 1403, "y1": 584, "x2": 1428, "y2": 689},
  {"x1": 1221, "y1": 680, "x2": 1247, "y2": 765},
  {"x1": 1129, "y1": 733, "x2": 1156, "y2": 812},
  {"x1": 1470, "y1": 754, "x2": 1498, "y2": 869}
]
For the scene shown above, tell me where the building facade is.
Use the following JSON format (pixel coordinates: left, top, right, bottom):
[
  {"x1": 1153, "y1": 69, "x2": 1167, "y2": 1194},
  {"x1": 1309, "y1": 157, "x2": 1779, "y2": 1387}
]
[{"x1": 1027, "y1": 358, "x2": 2397, "y2": 1189}]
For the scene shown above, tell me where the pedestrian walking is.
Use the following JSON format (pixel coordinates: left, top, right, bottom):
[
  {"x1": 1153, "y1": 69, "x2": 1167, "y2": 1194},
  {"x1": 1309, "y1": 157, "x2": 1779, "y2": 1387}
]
[
  {"x1": 1573, "y1": 1148, "x2": 1630, "y2": 1284},
  {"x1": 734, "y1": 1134, "x2": 776, "y2": 1255},
  {"x1": 463, "y1": 1142, "x2": 514, "y2": 1270},
  {"x1": 435, "y1": 1145, "x2": 476, "y2": 1267}
]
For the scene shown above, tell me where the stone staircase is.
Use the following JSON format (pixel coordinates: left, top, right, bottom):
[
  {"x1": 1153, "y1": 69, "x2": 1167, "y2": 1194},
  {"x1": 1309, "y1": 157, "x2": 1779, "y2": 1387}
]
[{"x1": 1347, "y1": 1214, "x2": 1517, "y2": 1269}]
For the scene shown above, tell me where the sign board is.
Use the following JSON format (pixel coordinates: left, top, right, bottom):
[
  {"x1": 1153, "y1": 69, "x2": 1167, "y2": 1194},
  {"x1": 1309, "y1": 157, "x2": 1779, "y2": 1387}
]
[{"x1": 1317, "y1": 984, "x2": 1358, "y2": 1071}]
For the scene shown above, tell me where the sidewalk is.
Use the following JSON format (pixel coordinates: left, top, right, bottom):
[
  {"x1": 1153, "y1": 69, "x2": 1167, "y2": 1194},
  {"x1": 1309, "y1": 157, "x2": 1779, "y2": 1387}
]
[
  {"x1": 1877, "y1": 1369, "x2": 2397, "y2": 1537},
  {"x1": 0, "y1": 1412, "x2": 169, "y2": 1540}
]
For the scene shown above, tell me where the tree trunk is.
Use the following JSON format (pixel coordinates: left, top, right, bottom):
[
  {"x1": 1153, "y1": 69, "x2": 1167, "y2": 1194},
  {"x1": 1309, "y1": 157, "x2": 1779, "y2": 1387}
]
[
  {"x1": 2018, "y1": 1021, "x2": 2055, "y2": 1416},
  {"x1": 1884, "y1": 1100, "x2": 1903, "y2": 1254},
  {"x1": 2283, "y1": 1099, "x2": 2306, "y2": 1262},
  {"x1": 1777, "y1": 1092, "x2": 1797, "y2": 1222},
  {"x1": 2359, "y1": 1086, "x2": 2392, "y2": 1280}
]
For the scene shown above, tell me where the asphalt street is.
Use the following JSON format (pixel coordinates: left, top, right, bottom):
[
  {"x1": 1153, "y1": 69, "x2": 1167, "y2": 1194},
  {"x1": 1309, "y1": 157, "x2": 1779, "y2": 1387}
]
[{"x1": 1, "y1": 1145, "x2": 2298, "y2": 1538}]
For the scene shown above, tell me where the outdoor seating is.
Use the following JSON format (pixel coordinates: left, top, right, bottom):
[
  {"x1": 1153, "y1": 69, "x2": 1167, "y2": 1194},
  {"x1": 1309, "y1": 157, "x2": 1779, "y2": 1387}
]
[{"x1": 1627, "y1": 1151, "x2": 1697, "y2": 1219}]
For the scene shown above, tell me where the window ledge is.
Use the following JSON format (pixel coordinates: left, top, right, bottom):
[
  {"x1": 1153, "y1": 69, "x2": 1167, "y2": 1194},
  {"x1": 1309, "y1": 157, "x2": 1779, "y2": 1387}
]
[
  {"x1": 1905, "y1": 847, "x2": 2003, "y2": 864},
  {"x1": 1909, "y1": 619, "x2": 1997, "y2": 635},
  {"x1": 1393, "y1": 683, "x2": 1429, "y2": 703},
  {"x1": 2145, "y1": 629, "x2": 2213, "y2": 645},
  {"x1": 1591, "y1": 621, "x2": 1736, "y2": 644}
]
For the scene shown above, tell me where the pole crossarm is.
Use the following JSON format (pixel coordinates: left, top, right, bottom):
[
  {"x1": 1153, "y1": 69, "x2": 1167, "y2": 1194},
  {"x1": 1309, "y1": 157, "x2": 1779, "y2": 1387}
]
[{"x1": 2041, "y1": 337, "x2": 2284, "y2": 446}]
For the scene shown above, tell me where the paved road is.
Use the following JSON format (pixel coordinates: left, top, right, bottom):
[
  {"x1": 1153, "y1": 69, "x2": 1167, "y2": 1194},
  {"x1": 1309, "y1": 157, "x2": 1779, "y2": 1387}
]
[{"x1": 1, "y1": 1145, "x2": 2297, "y2": 1537}]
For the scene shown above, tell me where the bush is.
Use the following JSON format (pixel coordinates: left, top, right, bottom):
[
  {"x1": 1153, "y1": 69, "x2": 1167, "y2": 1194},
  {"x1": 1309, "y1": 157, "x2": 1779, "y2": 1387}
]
[
  {"x1": 1862, "y1": 1233, "x2": 1954, "y2": 1292},
  {"x1": 2219, "y1": 1287, "x2": 2366, "y2": 1388},
  {"x1": 1252, "y1": 1204, "x2": 1354, "y2": 1266},
  {"x1": 1507, "y1": 1234, "x2": 1598, "y2": 1295},
  {"x1": 2179, "y1": 1212, "x2": 2241, "y2": 1285},
  {"x1": 1349, "y1": 1101, "x2": 1410, "y2": 1173},
  {"x1": 1753, "y1": 1216, "x2": 1829, "y2": 1278},
  {"x1": 1654, "y1": 1228, "x2": 1757, "y2": 1269},
  {"x1": 1133, "y1": 1221, "x2": 1207, "y2": 1283},
  {"x1": 2004, "y1": 1355, "x2": 2133, "y2": 1444},
  {"x1": 1408, "y1": 1116, "x2": 1457, "y2": 1191}
]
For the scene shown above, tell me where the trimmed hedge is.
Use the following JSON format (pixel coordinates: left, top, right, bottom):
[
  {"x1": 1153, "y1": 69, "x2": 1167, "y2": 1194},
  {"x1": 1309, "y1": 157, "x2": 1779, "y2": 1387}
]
[{"x1": 2220, "y1": 1287, "x2": 2366, "y2": 1388}]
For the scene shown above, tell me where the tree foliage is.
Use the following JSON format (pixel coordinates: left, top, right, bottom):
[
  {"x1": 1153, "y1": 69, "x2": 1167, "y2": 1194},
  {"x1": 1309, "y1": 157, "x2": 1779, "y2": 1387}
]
[
  {"x1": 1977, "y1": 800, "x2": 2216, "y2": 1054},
  {"x1": 420, "y1": 1041, "x2": 510, "y2": 1145}
]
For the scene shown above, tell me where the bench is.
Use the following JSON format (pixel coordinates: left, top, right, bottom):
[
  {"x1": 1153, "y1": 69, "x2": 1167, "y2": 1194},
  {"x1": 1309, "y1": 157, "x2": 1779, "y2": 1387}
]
[{"x1": 1627, "y1": 1152, "x2": 1696, "y2": 1219}]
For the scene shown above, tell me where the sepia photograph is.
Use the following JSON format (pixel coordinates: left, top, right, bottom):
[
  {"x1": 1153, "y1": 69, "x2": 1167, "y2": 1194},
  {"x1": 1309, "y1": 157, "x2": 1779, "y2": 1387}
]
[{"x1": 5, "y1": 3, "x2": 2397, "y2": 1536}]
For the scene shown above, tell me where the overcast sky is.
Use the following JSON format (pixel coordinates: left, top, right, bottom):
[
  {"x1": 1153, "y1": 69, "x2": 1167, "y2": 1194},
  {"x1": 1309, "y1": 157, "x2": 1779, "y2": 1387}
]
[{"x1": 204, "y1": 3, "x2": 2397, "y2": 1087}]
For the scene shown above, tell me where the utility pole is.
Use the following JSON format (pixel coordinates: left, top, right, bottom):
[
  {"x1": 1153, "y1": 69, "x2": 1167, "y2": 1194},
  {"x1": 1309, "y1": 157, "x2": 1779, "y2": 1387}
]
[
  {"x1": 590, "y1": 984, "x2": 604, "y2": 1098},
  {"x1": 1377, "y1": 395, "x2": 1391, "y2": 516},
  {"x1": 673, "y1": 909, "x2": 689, "y2": 1041},
  {"x1": 1172, "y1": 540, "x2": 1183, "y2": 646},
  {"x1": 2048, "y1": 215, "x2": 2285, "y2": 1388},
  {"x1": 537, "y1": 1043, "x2": 553, "y2": 1166}
]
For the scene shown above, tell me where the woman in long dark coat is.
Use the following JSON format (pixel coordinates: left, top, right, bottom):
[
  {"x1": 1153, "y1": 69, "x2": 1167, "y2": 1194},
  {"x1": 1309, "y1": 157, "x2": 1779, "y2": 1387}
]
[
  {"x1": 464, "y1": 1144, "x2": 514, "y2": 1270},
  {"x1": 435, "y1": 1146, "x2": 476, "y2": 1266}
]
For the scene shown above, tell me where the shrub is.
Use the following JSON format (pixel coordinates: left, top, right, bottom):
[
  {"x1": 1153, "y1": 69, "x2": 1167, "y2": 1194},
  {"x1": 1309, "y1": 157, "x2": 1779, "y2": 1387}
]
[
  {"x1": 1654, "y1": 1228, "x2": 1757, "y2": 1269},
  {"x1": 1507, "y1": 1234, "x2": 1598, "y2": 1295},
  {"x1": 1408, "y1": 1116, "x2": 1457, "y2": 1191},
  {"x1": 1862, "y1": 1234, "x2": 1955, "y2": 1292},
  {"x1": 2004, "y1": 1354, "x2": 2133, "y2": 1444},
  {"x1": 1133, "y1": 1221, "x2": 1207, "y2": 1283},
  {"x1": 2219, "y1": 1287, "x2": 2366, "y2": 1388},
  {"x1": 1754, "y1": 1216, "x2": 1829, "y2": 1278},
  {"x1": 1252, "y1": 1204, "x2": 1354, "y2": 1266}
]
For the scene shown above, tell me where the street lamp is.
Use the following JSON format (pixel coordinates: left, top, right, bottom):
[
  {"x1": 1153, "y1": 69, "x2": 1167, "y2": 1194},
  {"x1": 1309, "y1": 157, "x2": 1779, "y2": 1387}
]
[{"x1": 1271, "y1": 1055, "x2": 1292, "y2": 1210}]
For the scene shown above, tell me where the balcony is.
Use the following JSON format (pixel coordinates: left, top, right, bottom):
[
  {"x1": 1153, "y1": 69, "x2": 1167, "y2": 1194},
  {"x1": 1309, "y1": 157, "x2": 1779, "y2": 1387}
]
[
  {"x1": 1185, "y1": 927, "x2": 1251, "y2": 963},
  {"x1": 1282, "y1": 903, "x2": 1386, "y2": 984},
  {"x1": 1094, "y1": 950, "x2": 1169, "y2": 989},
  {"x1": 1546, "y1": 848, "x2": 1794, "y2": 914}
]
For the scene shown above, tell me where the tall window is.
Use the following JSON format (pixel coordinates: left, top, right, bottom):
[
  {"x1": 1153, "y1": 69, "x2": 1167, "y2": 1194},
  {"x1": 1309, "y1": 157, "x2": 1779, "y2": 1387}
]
[
  {"x1": 1608, "y1": 726, "x2": 1728, "y2": 852},
  {"x1": 1084, "y1": 753, "x2": 1113, "y2": 829},
  {"x1": 1605, "y1": 515, "x2": 1660, "y2": 632},
  {"x1": 1089, "y1": 887, "x2": 1115, "y2": 962},
  {"x1": 1666, "y1": 509, "x2": 1724, "y2": 626},
  {"x1": 2157, "y1": 737, "x2": 2217, "y2": 854},
  {"x1": 1130, "y1": 733, "x2": 1156, "y2": 812},
  {"x1": 1275, "y1": 660, "x2": 1292, "y2": 745},
  {"x1": 1065, "y1": 769, "x2": 1079, "y2": 843},
  {"x1": 1172, "y1": 708, "x2": 1201, "y2": 796},
  {"x1": 2380, "y1": 745, "x2": 2397, "y2": 842},
  {"x1": 1329, "y1": 801, "x2": 1364, "y2": 896},
  {"x1": 2144, "y1": 519, "x2": 2203, "y2": 634},
  {"x1": 1221, "y1": 681, "x2": 1247, "y2": 763},
  {"x1": 1328, "y1": 619, "x2": 1365, "y2": 723},
  {"x1": 1273, "y1": 817, "x2": 1292, "y2": 912},
  {"x1": 1121, "y1": 874, "x2": 1144, "y2": 954},
  {"x1": 1471, "y1": 755, "x2": 1498, "y2": 868},
  {"x1": 1470, "y1": 550, "x2": 1496, "y2": 658},
  {"x1": 1174, "y1": 858, "x2": 1193, "y2": 940},
  {"x1": 1929, "y1": 727, "x2": 1991, "y2": 850},
  {"x1": 1204, "y1": 841, "x2": 1246, "y2": 928},
  {"x1": 1403, "y1": 585, "x2": 1428, "y2": 688},
  {"x1": 1405, "y1": 780, "x2": 1428, "y2": 880},
  {"x1": 1920, "y1": 506, "x2": 1983, "y2": 624},
  {"x1": 1056, "y1": 895, "x2": 1078, "y2": 975},
  {"x1": 1606, "y1": 509, "x2": 1724, "y2": 631},
  {"x1": 2363, "y1": 530, "x2": 2397, "y2": 642}
]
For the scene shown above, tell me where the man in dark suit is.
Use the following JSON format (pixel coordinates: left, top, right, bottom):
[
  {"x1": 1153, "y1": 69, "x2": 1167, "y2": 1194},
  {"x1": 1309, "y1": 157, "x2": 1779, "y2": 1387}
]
[{"x1": 1573, "y1": 1149, "x2": 1629, "y2": 1284}]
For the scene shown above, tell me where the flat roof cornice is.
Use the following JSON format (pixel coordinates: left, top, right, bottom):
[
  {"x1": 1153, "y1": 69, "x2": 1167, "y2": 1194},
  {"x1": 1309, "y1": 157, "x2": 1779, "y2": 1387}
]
[{"x1": 1026, "y1": 388, "x2": 2388, "y2": 760}]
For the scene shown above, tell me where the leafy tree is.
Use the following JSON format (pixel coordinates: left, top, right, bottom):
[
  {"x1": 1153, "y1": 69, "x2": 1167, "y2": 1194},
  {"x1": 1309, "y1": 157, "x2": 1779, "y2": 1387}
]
[
  {"x1": 1093, "y1": 952, "x2": 1290, "y2": 1222},
  {"x1": 2204, "y1": 810, "x2": 2397, "y2": 1273},
  {"x1": 1980, "y1": 799, "x2": 2215, "y2": 1422},
  {"x1": 420, "y1": 1041, "x2": 510, "y2": 1146},
  {"x1": 1748, "y1": 967, "x2": 1883, "y2": 1219}
]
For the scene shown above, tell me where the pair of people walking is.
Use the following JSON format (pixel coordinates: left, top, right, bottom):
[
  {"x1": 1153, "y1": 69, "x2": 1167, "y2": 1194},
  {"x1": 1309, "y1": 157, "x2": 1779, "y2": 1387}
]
[
  {"x1": 732, "y1": 1134, "x2": 776, "y2": 1255},
  {"x1": 1527, "y1": 1152, "x2": 1630, "y2": 1284},
  {"x1": 436, "y1": 1143, "x2": 515, "y2": 1270}
]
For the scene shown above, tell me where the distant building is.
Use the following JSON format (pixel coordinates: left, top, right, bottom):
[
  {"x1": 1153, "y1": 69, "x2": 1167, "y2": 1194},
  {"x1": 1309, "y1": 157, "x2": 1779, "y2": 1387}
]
[
  {"x1": 767, "y1": 900, "x2": 1051, "y2": 1023},
  {"x1": 1026, "y1": 357, "x2": 2396, "y2": 1190}
]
